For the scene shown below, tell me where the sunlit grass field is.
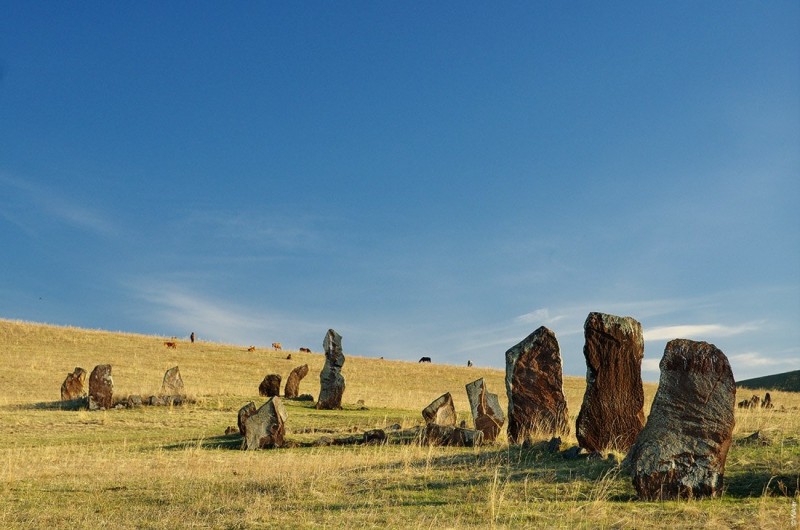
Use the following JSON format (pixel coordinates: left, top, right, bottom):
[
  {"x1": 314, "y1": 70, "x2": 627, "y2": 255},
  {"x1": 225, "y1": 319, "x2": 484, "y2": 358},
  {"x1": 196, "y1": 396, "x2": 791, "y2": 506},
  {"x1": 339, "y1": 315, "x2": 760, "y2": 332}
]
[{"x1": 1, "y1": 318, "x2": 798, "y2": 528}]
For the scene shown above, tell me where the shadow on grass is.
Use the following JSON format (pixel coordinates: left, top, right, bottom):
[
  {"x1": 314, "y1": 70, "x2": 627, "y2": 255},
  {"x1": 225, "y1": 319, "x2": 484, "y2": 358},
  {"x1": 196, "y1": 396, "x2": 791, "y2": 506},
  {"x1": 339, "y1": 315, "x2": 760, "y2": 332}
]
[
  {"x1": 726, "y1": 469, "x2": 800, "y2": 498},
  {"x1": 163, "y1": 434, "x2": 243, "y2": 451},
  {"x1": 9, "y1": 398, "x2": 89, "y2": 411}
]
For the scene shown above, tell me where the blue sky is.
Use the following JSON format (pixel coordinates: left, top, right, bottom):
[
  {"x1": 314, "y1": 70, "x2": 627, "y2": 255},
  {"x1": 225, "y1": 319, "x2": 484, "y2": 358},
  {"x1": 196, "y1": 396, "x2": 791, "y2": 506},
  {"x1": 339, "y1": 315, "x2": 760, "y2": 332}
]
[{"x1": 1, "y1": 2, "x2": 798, "y2": 381}]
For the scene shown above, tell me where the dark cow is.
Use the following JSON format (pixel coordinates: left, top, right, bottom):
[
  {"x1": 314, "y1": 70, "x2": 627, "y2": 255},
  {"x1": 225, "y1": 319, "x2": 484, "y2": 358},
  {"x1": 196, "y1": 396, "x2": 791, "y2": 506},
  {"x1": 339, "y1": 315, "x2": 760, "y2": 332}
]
[
  {"x1": 467, "y1": 360, "x2": 473, "y2": 367},
  {"x1": 419, "y1": 356, "x2": 432, "y2": 363},
  {"x1": 299, "y1": 347, "x2": 311, "y2": 353}
]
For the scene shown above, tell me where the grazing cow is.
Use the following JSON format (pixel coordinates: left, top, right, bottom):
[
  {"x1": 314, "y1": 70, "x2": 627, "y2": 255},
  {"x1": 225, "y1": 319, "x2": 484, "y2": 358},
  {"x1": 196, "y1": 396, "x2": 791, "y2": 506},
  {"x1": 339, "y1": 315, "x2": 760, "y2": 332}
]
[
  {"x1": 272, "y1": 342, "x2": 282, "y2": 350},
  {"x1": 467, "y1": 360, "x2": 473, "y2": 367},
  {"x1": 419, "y1": 356, "x2": 432, "y2": 363},
  {"x1": 299, "y1": 347, "x2": 311, "y2": 353},
  {"x1": 164, "y1": 341, "x2": 177, "y2": 349},
  {"x1": 247, "y1": 346, "x2": 256, "y2": 352},
  {"x1": 190, "y1": 332, "x2": 195, "y2": 343}
]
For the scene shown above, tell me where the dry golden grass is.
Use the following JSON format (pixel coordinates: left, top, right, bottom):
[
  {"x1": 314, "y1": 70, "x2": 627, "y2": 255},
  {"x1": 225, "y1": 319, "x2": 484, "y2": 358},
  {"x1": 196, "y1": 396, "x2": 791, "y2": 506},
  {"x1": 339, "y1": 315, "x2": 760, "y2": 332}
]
[{"x1": 1, "y1": 318, "x2": 798, "y2": 529}]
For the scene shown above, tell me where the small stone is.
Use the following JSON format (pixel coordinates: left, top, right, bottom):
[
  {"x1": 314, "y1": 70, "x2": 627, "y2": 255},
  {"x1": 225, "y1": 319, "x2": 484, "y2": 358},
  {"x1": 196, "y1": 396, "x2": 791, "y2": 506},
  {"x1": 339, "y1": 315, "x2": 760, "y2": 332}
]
[
  {"x1": 562, "y1": 446, "x2": 583, "y2": 460},
  {"x1": 61, "y1": 367, "x2": 87, "y2": 401},
  {"x1": 259, "y1": 374, "x2": 282, "y2": 397},
  {"x1": 547, "y1": 437, "x2": 562, "y2": 453},
  {"x1": 364, "y1": 429, "x2": 387, "y2": 444},
  {"x1": 127, "y1": 395, "x2": 143, "y2": 407}
]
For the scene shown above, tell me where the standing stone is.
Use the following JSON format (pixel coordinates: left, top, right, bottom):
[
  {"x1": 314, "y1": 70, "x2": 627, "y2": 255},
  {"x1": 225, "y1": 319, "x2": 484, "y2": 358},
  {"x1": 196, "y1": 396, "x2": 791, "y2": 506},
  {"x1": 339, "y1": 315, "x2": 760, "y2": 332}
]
[
  {"x1": 160, "y1": 366, "x2": 185, "y2": 395},
  {"x1": 465, "y1": 378, "x2": 504, "y2": 442},
  {"x1": 505, "y1": 327, "x2": 570, "y2": 443},
  {"x1": 576, "y1": 312, "x2": 645, "y2": 452},
  {"x1": 238, "y1": 401, "x2": 257, "y2": 435},
  {"x1": 259, "y1": 374, "x2": 282, "y2": 397},
  {"x1": 284, "y1": 364, "x2": 309, "y2": 398},
  {"x1": 61, "y1": 367, "x2": 87, "y2": 401},
  {"x1": 625, "y1": 339, "x2": 736, "y2": 500},
  {"x1": 422, "y1": 392, "x2": 457, "y2": 426},
  {"x1": 242, "y1": 397, "x2": 288, "y2": 450},
  {"x1": 316, "y1": 329, "x2": 346, "y2": 409},
  {"x1": 88, "y1": 364, "x2": 113, "y2": 410}
]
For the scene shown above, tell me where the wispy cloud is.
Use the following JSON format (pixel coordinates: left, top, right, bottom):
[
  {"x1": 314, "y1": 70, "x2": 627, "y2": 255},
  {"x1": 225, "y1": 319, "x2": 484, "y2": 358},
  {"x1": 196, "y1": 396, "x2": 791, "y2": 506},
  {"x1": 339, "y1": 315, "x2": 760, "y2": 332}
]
[
  {"x1": 0, "y1": 173, "x2": 116, "y2": 237},
  {"x1": 728, "y1": 351, "x2": 800, "y2": 368},
  {"x1": 643, "y1": 322, "x2": 761, "y2": 342}
]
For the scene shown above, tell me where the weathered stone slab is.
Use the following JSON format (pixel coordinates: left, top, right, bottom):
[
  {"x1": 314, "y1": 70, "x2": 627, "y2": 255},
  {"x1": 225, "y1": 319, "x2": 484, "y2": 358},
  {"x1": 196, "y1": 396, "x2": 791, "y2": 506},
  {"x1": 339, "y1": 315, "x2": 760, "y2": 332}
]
[
  {"x1": 61, "y1": 367, "x2": 87, "y2": 401},
  {"x1": 625, "y1": 339, "x2": 735, "y2": 500},
  {"x1": 88, "y1": 364, "x2": 113, "y2": 410},
  {"x1": 284, "y1": 364, "x2": 309, "y2": 398},
  {"x1": 242, "y1": 397, "x2": 288, "y2": 450},
  {"x1": 316, "y1": 329, "x2": 346, "y2": 409},
  {"x1": 505, "y1": 327, "x2": 569, "y2": 443},
  {"x1": 160, "y1": 366, "x2": 184, "y2": 395},
  {"x1": 238, "y1": 401, "x2": 257, "y2": 435},
  {"x1": 576, "y1": 312, "x2": 645, "y2": 452},
  {"x1": 466, "y1": 378, "x2": 504, "y2": 442},
  {"x1": 422, "y1": 392, "x2": 457, "y2": 426},
  {"x1": 423, "y1": 424, "x2": 483, "y2": 447},
  {"x1": 259, "y1": 374, "x2": 282, "y2": 397}
]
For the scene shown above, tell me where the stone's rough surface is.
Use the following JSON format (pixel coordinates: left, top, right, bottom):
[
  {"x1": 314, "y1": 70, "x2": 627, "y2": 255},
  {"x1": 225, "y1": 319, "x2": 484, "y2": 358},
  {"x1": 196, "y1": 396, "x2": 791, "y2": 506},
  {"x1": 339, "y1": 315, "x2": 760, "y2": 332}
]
[
  {"x1": 88, "y1": 364, "x2": 113, "y2": 410},
  {"x1": 61, "y1": 367, "x2": 87, "y2": 401},
  {"x1": 316, "y1": 329, "x2": 346, "y2": 409},
  {"x1": 238, "y1": 401, "x2": 257, "y2": 435},
  {"x1": 505, "y1": 327, "x2": 569, "y2": 443},
  {"x1": 422, "y1": 392, "x2": 457, "y2": 426},
  {"x1": 160, "y1": 366, "x2": 184, "y2": 395},
  {"x1": 576, "y1": 312, "x2": 645, "y2": 452},
  {"x1": 465, "y1": 378, "x2": 505, "y2": 442},
  {"x1": 423, "y1": 424, "x2": 483, "y2": 447},
  {"x1": 625, "y1": 339, "x2": 736, "y2": 500},
  {"x1": 259, "y1": 374, "x2": 282, "y2": 397},
  {"x1": 242, "y1": 397, "x2": 288, "y2": 450},
  {"x1": 284, "y1": 364, "x2": 309, "y2": 398}
]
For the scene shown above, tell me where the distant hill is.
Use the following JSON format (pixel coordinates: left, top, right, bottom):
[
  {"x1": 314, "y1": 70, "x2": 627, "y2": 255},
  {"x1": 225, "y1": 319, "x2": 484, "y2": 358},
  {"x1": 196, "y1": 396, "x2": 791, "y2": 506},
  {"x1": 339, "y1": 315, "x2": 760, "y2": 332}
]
[{"x1": 737, "y1": 370, "x2": 800, "y2": 392}]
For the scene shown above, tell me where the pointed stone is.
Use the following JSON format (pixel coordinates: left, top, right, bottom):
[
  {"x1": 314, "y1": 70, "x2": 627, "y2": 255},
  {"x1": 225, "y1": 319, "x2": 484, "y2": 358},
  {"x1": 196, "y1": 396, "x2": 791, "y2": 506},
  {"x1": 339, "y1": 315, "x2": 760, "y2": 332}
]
[
  {"x1": 505, "y1": 327, "x2": 569, "y2": 443},
  {"x1": 576, "y1": 313, "x2": 644, "y2": 452},
  {"x1": 422, "y1": 392, "x2": 457, "y2": 426},
  {"x1": 625, "y1": 339, "x2": 735, "y2": 500},
  {"x1": 61, "y1": 367, "x2": 87, "y2": 401},
  {"x1": 316, "y1": 329, "x2": 346, "y2": 409},
  {"x1": 466, "y1": 378, "x2": 504, "y2": 442},
  {"x1": 259, "y1": 374, "x2": 282, "y2": 397},
  {"x1": 242, "y1": 397, "x2": 288, "y2": 450},
  {"x1": 160, "y1": 366, "x2": 184, "y2": 396},
  {"x1": 284, "y1": 364, "x2": 309, "y2": 398},
  {"x1": 88, "y1": 364, "x2": 113, "y2": 410}
]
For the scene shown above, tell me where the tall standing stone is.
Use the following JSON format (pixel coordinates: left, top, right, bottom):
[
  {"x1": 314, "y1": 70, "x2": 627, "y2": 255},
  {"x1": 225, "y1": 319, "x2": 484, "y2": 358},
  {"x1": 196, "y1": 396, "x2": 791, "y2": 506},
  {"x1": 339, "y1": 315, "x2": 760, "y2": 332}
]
[
  {"x1": 316, "y1": 329, "x2": 345, "y2": 409},
  {"x1": 576, "y1": 312, "x2": 645, "y2": 452},
  {"x1": 422, "y1": 392, "x2": 457, "y2": 426},
  {"x1": 61, "y1": 367, "x2": 88, "y2": 401},
  {"x1": 465, "y1": 378, "x2": 504, "y2": 442},
  {"x1": 259, "y1": 374, "x2": 282, "y2": 397},
  {"x1": 242, "y1": 397, "x2": 288, "y2": 450},
  {"x1": 505, "y1": 327, "x2": 569, "y2": 443},
  {"x1": 284, "y1": 364, "x2": 309, "y2": 398},
  {"x1": 160, "y1": 366, "x2": 185, "y2": 395},
  {"x1": 625, "y1": 339, "x2": 735, "y2": 500},
  {"x1": 88, "y1": 364, "x2": 113, "y2": 410}
]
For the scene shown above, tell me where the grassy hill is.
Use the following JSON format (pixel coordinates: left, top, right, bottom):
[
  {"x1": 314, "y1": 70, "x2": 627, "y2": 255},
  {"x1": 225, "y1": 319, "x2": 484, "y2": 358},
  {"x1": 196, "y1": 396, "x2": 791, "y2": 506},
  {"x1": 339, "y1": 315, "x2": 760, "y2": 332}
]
[
  {"x1": 1, "y1": 318, "x2": 798, "y2": 528},
  {"x1": 738, "y1": 370, "x2": 800, "y2": 393}
]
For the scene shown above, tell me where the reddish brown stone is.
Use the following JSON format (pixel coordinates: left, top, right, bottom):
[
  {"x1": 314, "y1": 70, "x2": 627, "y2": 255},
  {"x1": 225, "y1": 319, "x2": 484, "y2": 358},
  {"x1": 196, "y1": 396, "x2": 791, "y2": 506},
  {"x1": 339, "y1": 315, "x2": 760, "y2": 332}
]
[
  {"x1": 422, "y1": 392, "x2": 457, "y2": 426},
  {"x1": 505, "y1": 327, "x2": 569, "y2": 443},
  {"x1": 259, "y1": 374, "x2": 282, "y2": 397},
  {"x1": 625, "y1": 339, "x2": 735, "y2": 500},
  {"x1": 88, "y1": 364, "x2": 113, "y2": 410},
  {"x1": 237, "y1": 401, "x2": 257, "y2": 435},
  {"x1": 576, "y1": 312, "x2": 644, "y2": 452},
  {"x1": 316, "y1": 329, "x2": 346, "y2": 409},
  {"x1": 465, "y1": 378, "x2": 504, "y2": 442},
  {"x1": 284, "y1": 364, "x2": 309, "y2": 398},
  {"x1": 61, "y1": 367, "x2": 87, "y2": 401}
]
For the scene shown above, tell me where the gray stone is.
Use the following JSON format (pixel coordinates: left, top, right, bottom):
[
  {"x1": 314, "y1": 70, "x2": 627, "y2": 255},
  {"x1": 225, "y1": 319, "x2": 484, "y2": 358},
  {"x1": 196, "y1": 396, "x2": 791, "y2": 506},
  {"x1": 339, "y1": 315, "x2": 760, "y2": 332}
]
[
  {"x1": 242, "y1": 397, "x2": 288, "y2": 450},
  {"x1": 160, "y1": 366, "x2": 185, "y2": 396},
  {"x1": 625, "y1": 339, "x2": 735, "y2": 500},
  {"x1": 576, "y1": 313, "x2": 645, "y2": 452},
  {"x1": 238, "y1": 401, "x2": 257, "y2": 435},
  {"x1": 88, "y1": 364, "x2": 113, "y2": 410},
  {"x1": 422, "y1": 392, "x2": 457, "y2": 426},
  {"x1": 506, "y1": 326, "x2": 570, "y2": 443},
  {"x1": 316, "y1": 329, "x2": 346, "y2": 409},
  {"x1": 465, "y1": 378, "x2": 504, "y2": 442}
]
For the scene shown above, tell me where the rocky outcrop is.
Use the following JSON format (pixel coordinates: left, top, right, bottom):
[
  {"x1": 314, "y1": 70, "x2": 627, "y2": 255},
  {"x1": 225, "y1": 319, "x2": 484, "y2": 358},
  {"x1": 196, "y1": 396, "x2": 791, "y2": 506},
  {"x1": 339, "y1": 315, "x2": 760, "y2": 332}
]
[
  {"x1": 316, "y1": 329, "x2": 346, "y2": 409},
  {"x1": 259, "y1": 374, "x2": 282, "y2": 397},
  {"x1": 160, "y1": 366, "x2": 184, "y2": 395},
  {"x1": 505, "y1": 327, "x2": 569, "y2": 443},
  {"x1": 625, "y1": 339, "x2": 736, "y2": 500},
  {"x1": 241, "y1": 397, "x2": 288, "y2": 450},
  {"x1": 422, "y1": 392, "x2": 457, "y2": 426},
  {"x1": 88, "y1": 364, "x2": 113, "y2": 410},
  {"x1": 61, "y1": 367, "x2": 87, "y2": 401},
  {"x1": 284, "y1": 364, "x2": 309, "y2": 398},
  {"x1": 576, "y1": 312, "x2": 645, "y2": 452},
  {"x1": 465, "y1": 378, "x2": 504, "y2": 442}
]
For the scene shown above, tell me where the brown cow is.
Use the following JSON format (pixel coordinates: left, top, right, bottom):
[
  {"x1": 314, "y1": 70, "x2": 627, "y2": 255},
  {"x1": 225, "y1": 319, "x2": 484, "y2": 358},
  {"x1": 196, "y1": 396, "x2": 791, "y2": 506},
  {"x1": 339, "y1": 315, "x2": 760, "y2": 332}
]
[
  {"x1": 247, "y1": 346, "x2": 256, "y2": 352},
  {"x1": 164, "y1": 341, "x2": 177, "y2": 349},
  {"x1": 299, "y1": 347, "x2": 311, "y2": 353},
  {"x1": 272, "y1": 342, "x2": 282, "y2": 350}
]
